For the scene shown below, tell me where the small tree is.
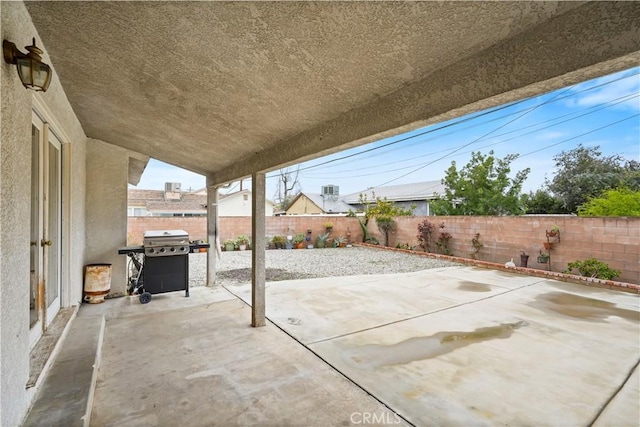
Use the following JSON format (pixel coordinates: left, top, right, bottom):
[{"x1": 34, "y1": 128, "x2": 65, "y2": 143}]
[
  {"x1": 470, "y1": 233, "x2": 483, "y2": 259},
  {"x1": 375, "y1": 216, "x2": 397, "y2": 247},
  {"x1": 435, "y1": 223, "x2": 453, "y2": 256},
  {"x1": 356, "y1": 193, "x2": 413, "y2": 245},
  {"x1": 416, "y1": 219, "x2": 436, "y2": 252}
]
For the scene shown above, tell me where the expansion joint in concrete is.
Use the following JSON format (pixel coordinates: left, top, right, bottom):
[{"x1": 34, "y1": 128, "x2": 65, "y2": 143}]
[
  {"x1": 588, "y1": 356, "x2": 640, "y2": 427},
  {"x1": 307, "y1": 278, "x2": 546, "y2": 346}
]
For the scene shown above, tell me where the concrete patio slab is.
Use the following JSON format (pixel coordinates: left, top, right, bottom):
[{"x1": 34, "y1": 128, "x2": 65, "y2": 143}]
[
  {"x1": 233, "y1": 266, "x2": 640, "y2": 426},
  {"x1": 80, "y1": 285, "x2": 237, "y2": 320},
  {"x1": 229, "y1": 267, "x2": 543, "y2": 344},
  {"x1": 593, "y1": 364, "x2": 640, "y2": 427},
  {"x1": 90, "y1": 297, "x2": 406, "y2": 426}
]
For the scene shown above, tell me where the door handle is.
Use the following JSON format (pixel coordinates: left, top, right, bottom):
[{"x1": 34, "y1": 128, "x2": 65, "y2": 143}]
[{"x1": 41, "y1": 239, "x2": 52, "y2": 247}]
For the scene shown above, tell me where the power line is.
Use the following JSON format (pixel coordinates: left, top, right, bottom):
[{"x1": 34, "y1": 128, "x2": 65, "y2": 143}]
[
  {"x1": 304, "y1": 92, "x2": 638, "y2": 179},
  {"x1": 519, "y1": 113, "x2": 640, "y2": 158},
  {"x1": 295, "y1": 69, "x2": 640, "y2": 174},
  {"x1": 371, "y1": 84, "x2": 576, "y2": 188},
  {"x1": 266, "y1": 68, "x2": 639, "y2": 185}
]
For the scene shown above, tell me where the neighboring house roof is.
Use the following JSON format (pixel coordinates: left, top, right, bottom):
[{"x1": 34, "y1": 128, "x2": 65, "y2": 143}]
[
  {"x1": 128, "y1": 188, "x2": 274, "y2": 215},
  {"x1": 128, "y1": 189, "x2": 165, "y2": 202},
  {"x1": 146, "y1": 193, "x2": 207, "y2": 213},
  {"x1": 128, "y1": 189, "x2": 207, "y2": 214},
  {"x1": 287, "y1": 192, "x2": 352, "y2": 214},
  {"x1": 342, "y1": 180, "x2": 445, "y2": 204}
]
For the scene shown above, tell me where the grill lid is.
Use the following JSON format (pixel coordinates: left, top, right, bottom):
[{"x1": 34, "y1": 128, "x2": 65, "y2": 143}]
[
  {"x1": 143, "y1": 229, "x2": 189, "y2": 247},
  {"x1": 143, "y1": 229, "x2": 188, "y2": 239},
  {"x1": 143, "y1": 229, "x2": 190, "y2": 257}
]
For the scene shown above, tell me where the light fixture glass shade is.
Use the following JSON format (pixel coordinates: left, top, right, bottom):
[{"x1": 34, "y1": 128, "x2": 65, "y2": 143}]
[{"x1": 16, "y1": 56, "x2": 51, "y2": 91}]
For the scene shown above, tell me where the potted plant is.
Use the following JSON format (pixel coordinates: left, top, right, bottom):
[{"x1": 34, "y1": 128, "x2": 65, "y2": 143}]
[
  {"x1": 293, "y1": 233, "x2": 305, "y2": 249},
  {"x1": 537, "y1": 251, "x2": 550, "y2": 264},
  {"x1": 333, "y1": 236, "x2": 347, "y2": 248},
  {"x1": 236, "y1": 234, "x2": 250, "y2": 251},
  {"x1": 543, "y1": 241, "x2": 553, "y2": 250},
  {"x1": 271, "y1": 235, "x2": 285, "y2": 249},
  {"x1": 324, "y1": 221, "x2": 334, "y2": 232},
  {"x1": 547, "y1": 225, "x2": 560, "y2": 237},
  {"x1": 316, "y1": 232, "x2": 330, "y2": 248},
  {"x1": 223, "y1": 239, "x2": 236, "y2": 252}
]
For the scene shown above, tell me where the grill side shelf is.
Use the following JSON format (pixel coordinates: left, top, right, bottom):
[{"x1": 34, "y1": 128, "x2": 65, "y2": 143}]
[
  {"x1": 118, "y1": 245, "x2": 144, "y2": 255},
  {"x1": 117, "y1": 243, "x2": 210, "y2": 255}
]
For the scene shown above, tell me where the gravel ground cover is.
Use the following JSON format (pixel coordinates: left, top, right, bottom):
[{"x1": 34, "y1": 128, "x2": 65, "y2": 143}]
[{"x1": 188, "y1": 246, "x2": 460, "y2": 287}]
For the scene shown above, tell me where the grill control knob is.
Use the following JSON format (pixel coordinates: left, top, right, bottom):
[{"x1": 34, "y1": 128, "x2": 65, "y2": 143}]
[
  {"x1": 170, "y1": 247, "x2": 176, "y2": 252},
  {"x1": 148, "y1": 248, "x2": 155, "y2": 254},
  {"x1": 159, "y1": 248, "x2": 166, "y2": 253},
  {"x1": 180, "y1": 246, "x2": 186, "y2": 252}
]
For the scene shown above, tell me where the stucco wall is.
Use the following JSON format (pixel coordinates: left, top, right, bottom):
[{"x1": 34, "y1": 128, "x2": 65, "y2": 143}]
[
  {"x1": 220, "y1": 193, "x2": 274, "y2": 217},
  {"x1": 85, "y1": 139, "x2": 130, "y2": 297},
  {"x1": 1, "y1": 2, "x2": 88, "y2": 425}
]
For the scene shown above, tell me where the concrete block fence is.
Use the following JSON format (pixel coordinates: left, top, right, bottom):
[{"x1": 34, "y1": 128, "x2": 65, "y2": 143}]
[{"x1": 128, "y1": 215, "x2": 639, "y2": 284}]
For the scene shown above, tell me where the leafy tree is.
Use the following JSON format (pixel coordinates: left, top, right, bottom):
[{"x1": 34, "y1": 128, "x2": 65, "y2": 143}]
[
  {"x1": 356, "y1": 193, "x2": 414, "y2": 244},
  {"x1": 521, "y1": 189, "x2": 568, "y2": 214},
  {"x1": 431, "y1": 150, "x2": 530, "y2": 215},
  {"x1": 548, "y1": 145, "x2": 638, "y2": 213},
  {"x1": 577, "y1": 188, "x2": 640, "y2": 217}
]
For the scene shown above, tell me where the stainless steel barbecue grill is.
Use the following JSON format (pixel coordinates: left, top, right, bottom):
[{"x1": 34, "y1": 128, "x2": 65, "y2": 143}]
[
  {"x1": 117, "y1": 229, "x2": 209, "y2": 304},
  {"x1": 143, "y1": 229, "x2": 190, "y2": 257}
]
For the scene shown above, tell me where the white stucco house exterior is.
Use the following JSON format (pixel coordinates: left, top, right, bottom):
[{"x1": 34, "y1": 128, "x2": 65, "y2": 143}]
[{"x1": 2, "y1": 1, "x2": 638, "y2": 424}]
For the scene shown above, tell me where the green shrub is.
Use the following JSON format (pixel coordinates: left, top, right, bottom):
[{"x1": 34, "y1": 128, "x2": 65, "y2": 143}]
[
  {"x1": 577, "y1": 187, "x2": 640, "y2": 217},
  {"x1": 563, "y1": 258, "x2": 621, "y2": 280}
]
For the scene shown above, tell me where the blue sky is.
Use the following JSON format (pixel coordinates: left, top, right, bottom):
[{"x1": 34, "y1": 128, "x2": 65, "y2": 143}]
[{"x1": 134, "y1": 66, "x2": 640, "y2": 199}]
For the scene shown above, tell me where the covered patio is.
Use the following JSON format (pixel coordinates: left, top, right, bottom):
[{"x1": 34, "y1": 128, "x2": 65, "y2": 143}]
[
  {"x1": 2, "y1": 2, "x2": 640, "y2": 425},
  {"x1": 24, "y1": 265, "x2": 639, "y2": 426}
]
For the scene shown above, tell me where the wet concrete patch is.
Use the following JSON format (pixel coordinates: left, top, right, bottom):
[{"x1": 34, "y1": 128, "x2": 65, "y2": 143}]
[
  {"x1": 531, "y1": 292, "x2": 640, "y2": 323},
  {"x1": 344, "y1": 321, "x2": 527, "y2": 369},
  {"x1": 458, "y1": 281, "x2": 492, "y2": 292}
]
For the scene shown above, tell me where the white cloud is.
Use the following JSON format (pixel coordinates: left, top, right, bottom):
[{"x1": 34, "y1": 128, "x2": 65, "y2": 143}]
[{"x1": 565, "y1": 69, "x2": 640, "y2": 111}]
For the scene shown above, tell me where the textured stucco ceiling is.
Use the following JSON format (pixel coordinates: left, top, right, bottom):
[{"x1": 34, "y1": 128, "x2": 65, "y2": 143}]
[{"x1": 24, "y1": 1, "x2": 640, "y2": 184}]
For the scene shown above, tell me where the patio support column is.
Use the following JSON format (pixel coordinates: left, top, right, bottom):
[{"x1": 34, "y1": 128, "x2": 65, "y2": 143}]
[
  {"x1": 251, "y1": 172, "x2": 266, "y2": 327},
  {"x1": 206, "y1": 184, "x2": 220, "y2": 287}
]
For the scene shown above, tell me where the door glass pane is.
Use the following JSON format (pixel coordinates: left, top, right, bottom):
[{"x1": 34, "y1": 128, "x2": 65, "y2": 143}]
[
  {"x1": 47, "y1": 142, "x2": 60, "y2": 306},
  {"x1": 30, "y1": 125, "x2": 40, "y2": 327}
]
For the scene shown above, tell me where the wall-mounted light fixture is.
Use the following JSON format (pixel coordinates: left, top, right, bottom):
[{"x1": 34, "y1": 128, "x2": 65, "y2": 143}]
[{"x1": 3, "y1": 38, "x2": 52, "y2": 92}]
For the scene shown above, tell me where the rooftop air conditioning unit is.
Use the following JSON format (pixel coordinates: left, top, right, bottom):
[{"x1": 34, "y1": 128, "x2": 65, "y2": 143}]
[
  {"x1": 165, "y1": 182, "x2": 182, "y2": 192},
  {"x1": 321, "y1": 185, "x2": 339, "y2": 196}
]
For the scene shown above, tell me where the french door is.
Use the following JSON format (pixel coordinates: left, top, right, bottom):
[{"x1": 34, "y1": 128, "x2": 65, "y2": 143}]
[{"x1": 30, "y1": 112, "x2": 62, "y2": 347}]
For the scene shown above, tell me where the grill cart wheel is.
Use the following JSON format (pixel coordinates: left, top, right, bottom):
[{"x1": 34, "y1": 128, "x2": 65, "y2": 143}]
[{"x1": 139, "y1": 292, "x2": 152, "y2": 304}]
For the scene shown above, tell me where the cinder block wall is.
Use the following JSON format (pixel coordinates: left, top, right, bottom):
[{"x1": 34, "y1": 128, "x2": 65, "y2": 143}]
[{"x1": 127, "y1": 215, "x2": 639, "y2": 284}]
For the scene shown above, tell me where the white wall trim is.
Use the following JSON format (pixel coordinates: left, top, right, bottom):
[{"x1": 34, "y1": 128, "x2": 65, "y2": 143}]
[{"x1": 31, "y1": 93, "x2": 72, "y2": 145}]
